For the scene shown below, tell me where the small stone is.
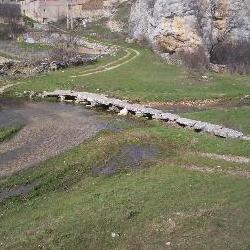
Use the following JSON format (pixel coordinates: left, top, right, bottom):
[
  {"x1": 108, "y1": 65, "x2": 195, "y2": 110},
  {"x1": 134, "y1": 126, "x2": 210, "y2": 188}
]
[
  {"x1": 111, "y1": 232, "x2": 119, "y2": 238},
  {"x1": 109, "y1": 105, "x2": 120, "y2": 113},
  {"x1": 118, "y1": 108, "x2": 128, "y2": 116},
  {"x1": 135, "y1": 112, "x2": 143, "y2": 117},
  {"x1": 242, "y1": 136, "x2": 250, "y2": 141},
  {"x1": 59, "y1": 96, "x2": 65, "y2": 102},
  {"x1": 166, "y1": 242, "x2": 171, "y2": 246},
  {"x1": 176, "y1": 118, "x2": 197, "y2": 127},
  {"x1": 160, "y1": 113, "x2": 180, "y2": 121},
  {"x1": 152, "y1": 113, "x2": 162, "y2": 120}
]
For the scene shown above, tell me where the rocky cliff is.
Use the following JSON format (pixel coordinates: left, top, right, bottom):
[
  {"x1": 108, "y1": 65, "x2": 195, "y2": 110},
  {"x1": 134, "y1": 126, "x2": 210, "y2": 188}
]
[{"x1": 129, "y1": 0, "x2": 250, "y2": 62}]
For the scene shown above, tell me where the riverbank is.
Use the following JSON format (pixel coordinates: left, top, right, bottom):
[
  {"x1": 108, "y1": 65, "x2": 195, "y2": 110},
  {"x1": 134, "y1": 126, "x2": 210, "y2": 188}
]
[
  {"x1": 0, "y1": 99, "x2": 139, "y2": 177},
  {"x1": 2, "y1": 43, "x2": 250, "y2": 133}
]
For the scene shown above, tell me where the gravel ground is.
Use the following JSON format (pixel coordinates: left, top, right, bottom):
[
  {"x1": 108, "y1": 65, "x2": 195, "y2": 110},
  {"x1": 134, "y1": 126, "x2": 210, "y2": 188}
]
[{"x1": 0, "y1": 100, "x2": 117, "y2": 177}]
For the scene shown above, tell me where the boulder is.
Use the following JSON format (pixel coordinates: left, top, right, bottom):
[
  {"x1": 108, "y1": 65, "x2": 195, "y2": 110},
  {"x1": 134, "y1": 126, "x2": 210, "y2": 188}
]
[
  {"x1": 176, "y1": 118, "x2": 197, "y2": 127},
  {"x1": 213, "y1": 128, "x2": 244, "y2": 139}
]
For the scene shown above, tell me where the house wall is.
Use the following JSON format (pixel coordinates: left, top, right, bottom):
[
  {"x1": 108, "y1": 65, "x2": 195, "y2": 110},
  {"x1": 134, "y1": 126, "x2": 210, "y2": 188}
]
[
  {"x1": 17, "y1": 0, "x2": 107, "y2": 24},
  {"x1": 19, "y1": 0, "x2": 68, "y2": 23}
]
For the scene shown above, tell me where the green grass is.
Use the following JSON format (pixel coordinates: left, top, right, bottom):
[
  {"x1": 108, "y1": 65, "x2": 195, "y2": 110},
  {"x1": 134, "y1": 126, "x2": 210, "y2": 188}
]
[
  {"x1": 0, "y1": 122, "x2": 250, "y2": 249},
  {"x1": 183, "y1": 106, "x2": 250, "y2": 135},
  {"x1": 17, "y1": 42, "x2": 52, "y2": 52},
  {"x1": 22, "y1": 15, "x2": 37, "y2": 27},
  {"x1": 0, "y1": 127, "x2": 21, "y2": 143},
  {"x1": 4, "y1": 45, "x2": 250, "y2": 102},
  {"x1": 1, "y1": 36, "x2": 250, "y2": 249},
  {"x1": 0, "y1": 51, "x2": 18, "y2": 60}
]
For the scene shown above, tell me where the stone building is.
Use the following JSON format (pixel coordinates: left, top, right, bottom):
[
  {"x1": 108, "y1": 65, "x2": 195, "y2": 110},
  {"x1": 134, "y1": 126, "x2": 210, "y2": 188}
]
[
  {"x1": 18, "y1": 0, "x2": 68, "y2": 23},
  {"x1": 17, "y1": 0, "x2": 105, "y2": 24}
]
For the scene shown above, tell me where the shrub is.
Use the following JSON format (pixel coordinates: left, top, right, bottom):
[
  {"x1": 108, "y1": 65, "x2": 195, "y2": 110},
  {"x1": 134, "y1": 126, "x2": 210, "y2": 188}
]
[
  {"x1": 210, "y1": 40, "x2": 250, "y2": 74},
  {"x1": 178, "y1": 46, "x2": 209, "y2": 72}
]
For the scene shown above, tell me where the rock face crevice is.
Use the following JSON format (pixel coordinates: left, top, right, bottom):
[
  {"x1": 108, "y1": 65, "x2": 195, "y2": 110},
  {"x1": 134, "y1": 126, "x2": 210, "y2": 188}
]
[{"x1": 128, "y1": 0, "x2": 250, "y2": 62}]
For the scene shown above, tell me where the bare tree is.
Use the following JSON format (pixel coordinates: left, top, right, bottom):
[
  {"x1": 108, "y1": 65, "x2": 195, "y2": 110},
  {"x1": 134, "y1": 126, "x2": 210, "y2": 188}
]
[
  {"x1": 0, "y1": 3, "x2": 24, "y2": 38},
  {"x1": 209, "y1": 1, "x2": 244, "y2": 58},
  {"x1": 48, "y1": 21, "x2": 82, "y2": 61},
  {"x1": 191, "y1": 0, "x2": 244, "y2": 57},
  {"x1": 185, "y1": 0, "x2": 249, "y2": 72}
]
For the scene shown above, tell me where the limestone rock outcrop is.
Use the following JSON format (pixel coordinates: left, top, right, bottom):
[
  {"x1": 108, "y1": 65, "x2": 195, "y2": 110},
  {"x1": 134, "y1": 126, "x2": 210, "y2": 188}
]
[{"x1": 129, "y1": 0, "x2": 250, "y2": 61}]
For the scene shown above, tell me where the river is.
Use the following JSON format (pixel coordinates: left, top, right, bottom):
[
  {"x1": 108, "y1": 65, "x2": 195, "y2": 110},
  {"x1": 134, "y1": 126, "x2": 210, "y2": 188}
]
[{"x1": 0, "y1": 98, "x2": 130, "y2": 177}]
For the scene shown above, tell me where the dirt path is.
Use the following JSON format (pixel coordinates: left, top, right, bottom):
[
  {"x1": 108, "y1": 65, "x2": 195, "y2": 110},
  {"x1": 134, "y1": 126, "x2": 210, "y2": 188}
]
[
  {"x1": 182, "y1": 165, "x2": 250, "y2": 179},
  {"x1": 71, "y1": 48, "x2": 140, "y2": 78},
  {"x1": 200, "y1": 152, "x2": 250, "y2": 164},
  {"x1": 0, "y1": 82, "x2": 24, "y2": 94},
  {"x1": 65, "y1": 25, "x2": 141, "y2": 78},
  {"x1": 0, "y1": 83, "x2": 16, "y2": 94}
]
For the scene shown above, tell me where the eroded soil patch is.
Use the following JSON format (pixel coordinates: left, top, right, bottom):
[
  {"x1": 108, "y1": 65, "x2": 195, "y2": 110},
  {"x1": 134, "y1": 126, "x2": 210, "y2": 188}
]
[
  {"x1": 92, "y1": 144, "x2": 159, "y2": 176},
  {"x1": 0, "y1": 182, "x2": 38, "y2": 202}
]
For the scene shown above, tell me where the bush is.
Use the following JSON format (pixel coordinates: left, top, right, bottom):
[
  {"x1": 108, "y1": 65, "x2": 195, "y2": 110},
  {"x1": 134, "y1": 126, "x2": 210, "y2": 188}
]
[
  {"x1": 210, "y1": 40, "x2": 250, "y2": 74},
  {"x1": 0, "y1": 3, "x2": 24, "y2": 39},
  {"x1": 178, "y1": 46, "x2": 209, "y2": 72}
]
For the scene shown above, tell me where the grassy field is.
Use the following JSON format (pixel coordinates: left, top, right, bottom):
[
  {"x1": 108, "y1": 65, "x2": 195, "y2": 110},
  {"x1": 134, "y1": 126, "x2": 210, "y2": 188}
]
[
  {"x1": 1, "y1": 37, "x2": 250, "y2": 249},
  {"x1": 17, "y1": 42, "x2": 52, "y2": 52},
  {"x1": 3, "y1": 45, "x2": 250, "y2": 102},
  {"x1": 0, "y1": 127, "x2": 21, "y2": 143},
  {"x1": 183, "y1": 106, "x2": 250, "y2": 135},
  {"x1": 0, "y1": 120, "x2": 250, "y2": 249}
]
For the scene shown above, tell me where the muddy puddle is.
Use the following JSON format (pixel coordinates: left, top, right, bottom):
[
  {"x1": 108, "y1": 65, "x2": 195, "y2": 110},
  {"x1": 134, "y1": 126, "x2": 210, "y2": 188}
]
[
  {"x1": 0, "y1": 182, "x2": 38, "y2": 202},
  {"x1": 0, "y1": 98, "x2": 136, "y2": 177},
  {"x1": 92, "y1": 144, "x2": 159, "y2": 176}
]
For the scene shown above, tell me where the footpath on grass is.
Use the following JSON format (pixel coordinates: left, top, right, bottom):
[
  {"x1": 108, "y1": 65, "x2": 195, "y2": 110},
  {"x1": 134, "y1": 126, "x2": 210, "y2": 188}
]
[
  {"x1": 71, "y1": 48, "x2": 140, "y2": 78},
  {"x1": 0, "y1": 83, "x2": 21, "y2": 94}
]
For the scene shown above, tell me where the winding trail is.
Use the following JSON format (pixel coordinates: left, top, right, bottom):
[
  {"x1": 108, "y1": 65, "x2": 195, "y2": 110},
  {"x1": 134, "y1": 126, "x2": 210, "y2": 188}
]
[
  {"x1": 182, "y1": 165, "x2": 250, "y2": 179},
  {"x1": 0, "y1": 82, "x2": 25, "y2": 94},
  {"x1": 71, "y1": 47, "x2": 140, "y2": 78},
  {"x1": 49, "y1": 24, "x2": 141, "y2": 79},
  {"x1": 199, "y1": 152, "x2": 250, "y2": 164},
  {"x1": 0, "y1": 83, "x2": 17, "y2": 94}
]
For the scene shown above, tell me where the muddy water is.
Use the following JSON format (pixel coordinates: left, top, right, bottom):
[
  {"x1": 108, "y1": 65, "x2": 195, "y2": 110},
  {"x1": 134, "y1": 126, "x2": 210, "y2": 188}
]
[{"x1": 0, "y1": 99, "x2": 128, "y2": 177}]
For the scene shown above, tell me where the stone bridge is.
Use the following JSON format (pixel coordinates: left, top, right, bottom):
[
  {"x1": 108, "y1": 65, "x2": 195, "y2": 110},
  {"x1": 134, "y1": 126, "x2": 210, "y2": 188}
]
[{"x1": 41, "y1": 90, "x2": 250, "y2": 141}]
